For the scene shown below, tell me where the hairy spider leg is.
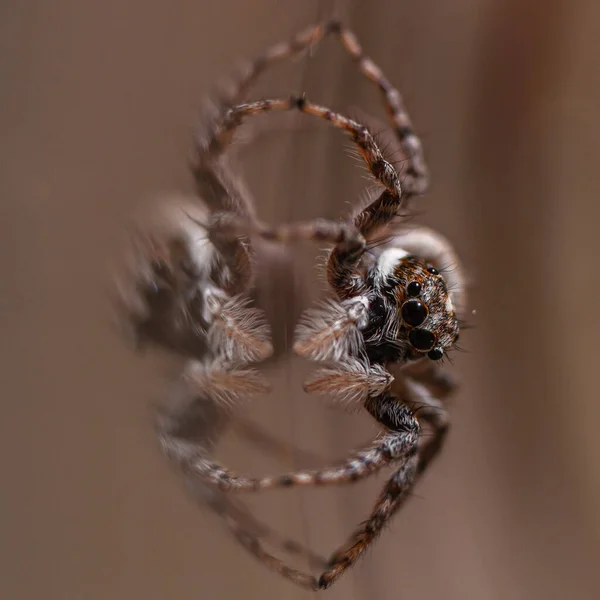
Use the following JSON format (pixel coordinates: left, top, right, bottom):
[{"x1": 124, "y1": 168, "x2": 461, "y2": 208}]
[
  {"x1": 326, "y1": 20, "x2": 428, "y2": 196},
  {"x1": 191, "y1": 22, "x2": 328, "y2": 222},
  {"x1": 158, "y1": 365, "x2": 422, "y2": 590},
  {"x1": 194, "y1": 20, "x2": 427, "y2": 196},
  {"x1": 193, "y1": 19, "x2": 428, "y2": 302},
  {"x1": 159, "y1": 362, "x2": 419, "y2": 493},
  {"x1": 142, "y1": 20, "x2": 463, "y2": 592},
  {"x1": 157, "y1": 384, "x2": 329, "y2": 586},
  {"x1": 212, "y1": 97, "x2": 402, "y2": 197},
  {"x1": 203, "y1": 95, "x2": 408, "y2": 299}
]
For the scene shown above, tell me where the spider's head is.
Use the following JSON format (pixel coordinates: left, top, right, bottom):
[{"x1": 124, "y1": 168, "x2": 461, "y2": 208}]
[{"x1": 367, "y1": 248, "x2": 459, "y2": 362}]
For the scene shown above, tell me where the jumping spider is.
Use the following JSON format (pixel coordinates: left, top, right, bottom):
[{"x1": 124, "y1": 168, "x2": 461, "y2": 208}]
[{"x1": 115, "y1": 20, "x2": 467, "y2": 591}]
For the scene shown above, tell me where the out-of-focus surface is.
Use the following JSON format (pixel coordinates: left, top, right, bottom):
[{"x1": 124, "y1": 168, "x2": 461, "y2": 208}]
[{"x1": 2, "y1": 1, "x2": 600, "y2": 599}]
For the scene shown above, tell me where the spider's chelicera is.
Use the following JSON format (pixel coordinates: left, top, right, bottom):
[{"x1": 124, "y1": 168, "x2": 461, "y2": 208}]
[{"x1": 115, "y1": 19, "x2": 467, "y2": 592}]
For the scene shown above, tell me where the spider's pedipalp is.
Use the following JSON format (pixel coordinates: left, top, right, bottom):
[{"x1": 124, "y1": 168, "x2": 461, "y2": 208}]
[
  {"x1": 293, "y1": 297, "x2": 369, "y2": 362},
  {"x1": 303, "y1": 360, "x2": 393, "y2": 406},
  {"x1": 207, "y1": 294, "x2": 273, "y2": 363},
  {"x1": 182, "y1": 360, "x2": 271, "y2": 409}
]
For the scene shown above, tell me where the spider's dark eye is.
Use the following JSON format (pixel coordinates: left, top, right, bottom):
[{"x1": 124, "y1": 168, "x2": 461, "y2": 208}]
[
  {"x1": 409, "y1": 328, "x2": 435, "y2": 351},
  {"x1": 406, "y1": 281, "x2": 421, "y2": 297},
  {"x1": 427, "y1": 266, "x2": 439, "y2": 275},
  {"x1": 428, "y1": 348, "x2": 443, "y2": 361},
  {"x1": 401, "y1": 300, "x2": 427, "y2": 327}
]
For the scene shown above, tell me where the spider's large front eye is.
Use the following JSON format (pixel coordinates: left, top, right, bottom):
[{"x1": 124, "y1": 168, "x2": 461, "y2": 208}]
[
  {"x1": 401, "y1": 300, "x2": 427, "y2": 327},
  {"x1": 409, "y1": 328, "x2": 435, "y2": 351}
]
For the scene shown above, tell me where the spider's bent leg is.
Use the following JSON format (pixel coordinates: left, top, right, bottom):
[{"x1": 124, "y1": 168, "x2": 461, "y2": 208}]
[
  {"x1": 159, "y1": 379, "x2": 328, "y2": 587},
  {"x1": 193, "y1": 22, "x2": 329, "y2": 161},
  {"x1": 205, "y1": 96, "x2": 406, "y2": 299},
  {"x1": 196, "y1": 19, "x2": 427, "y2": 198},
  {"x1": 302, "y1": 360, "x2": 393, "y2": 406},
  {"x1": 183, "y1": 416, "x2": 418, "y2": 493},
  {"x1": 212, "y1": 451, "x2": 419, "y2": 591},
  {"x1": 192, "y1": 23, "x2": 330, "y2": 220},
  {"x1": 325, "y1": 21, "x2": 428, "y2": 197},
  {"x1": 197, "y1": 94, "x2": 403, "y2": 299},
  {"x1": 167, "y1": 363, "x2": 418, "y2": 493},
  {"x1": 208, "y1": 210, "x2": 369, "y2": 297},
  {"x1": 317, "y1": 456, "x2": 417, "y2": 589},
  {"x1": 211, "y1": 98, "x2": 402, "y2": 198},
  {"x1": 250, "y1": 410, "x2": 418, "y2": 492}
]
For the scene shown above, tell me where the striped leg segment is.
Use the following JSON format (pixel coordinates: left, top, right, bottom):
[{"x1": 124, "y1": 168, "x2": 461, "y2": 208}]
[
  {"x1": 207, "y1": 96, "x2": 402, "y2": 198},
  {"x1": 191, "y1": 22, "x2": 325, "y2": 223},
  {"x1": 210, "y1": 454, "x2": 418, "y2": 591},
  {"x1": 191, "y1": 23, "x2": 328, "y2": 218},
  {"x1": 195, "y1": 20, "x2": 427, "y2": 196},
  {"x1": 318, "y1": 456, "x2": 418, "y2": 588},
  {"x1": 182, "y1": 422, "x2": 417, "y2": 493},
  {"x1": 326, "y1": 20, "x2": 428, "y2": 196},
  {"x1": 215, "y1": 455, "x2": 418, "y2": 591}
]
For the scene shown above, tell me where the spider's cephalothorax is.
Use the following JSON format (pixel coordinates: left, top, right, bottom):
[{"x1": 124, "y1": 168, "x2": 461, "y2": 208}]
[
  {"x1": 117, "y1": 19, "x2": 468, "y2": 593},
  {"x1": 363, "y1": 249, "x2": 460, "y2": 365}
]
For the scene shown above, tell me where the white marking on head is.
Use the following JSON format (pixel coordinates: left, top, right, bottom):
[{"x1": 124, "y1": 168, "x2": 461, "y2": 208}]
[{"x1": 376, "y1": 247, "x2": 409, "y2": 280}]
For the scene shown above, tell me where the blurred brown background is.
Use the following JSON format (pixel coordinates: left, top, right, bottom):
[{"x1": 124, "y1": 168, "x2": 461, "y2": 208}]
[{"x1": 2, "y1": 1, "x2": 600, "y2": 599}]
